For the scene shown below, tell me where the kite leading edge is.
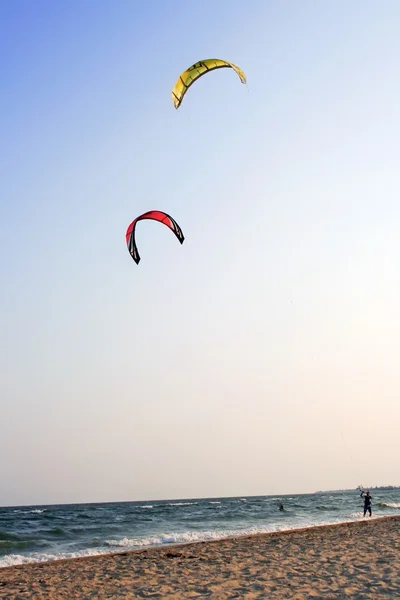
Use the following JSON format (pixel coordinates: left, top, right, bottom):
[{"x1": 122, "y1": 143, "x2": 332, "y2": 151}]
[
  {"x1": 126, "y1": 210, "x2": 185, "y2": 264},
  {"x1": 172, "y1": 59, "x2": 247, "y2": 109}
]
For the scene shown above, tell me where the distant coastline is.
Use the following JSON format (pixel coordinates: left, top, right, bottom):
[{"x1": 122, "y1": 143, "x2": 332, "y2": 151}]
[
  {"x1": 315, "y1": 486, "x2": 400, "y2": 493},
  {"x1": 357, "y1": 485, "x2": 400, "y2": 491}
]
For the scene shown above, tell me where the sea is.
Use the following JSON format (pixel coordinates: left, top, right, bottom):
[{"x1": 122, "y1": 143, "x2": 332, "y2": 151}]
[{"x1": 1, "y1": 489, "x2": 400, "y2": 568}]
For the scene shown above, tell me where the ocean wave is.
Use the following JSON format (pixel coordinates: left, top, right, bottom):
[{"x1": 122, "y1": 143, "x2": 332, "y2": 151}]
[
  {"x1": 379, "y1": 502, "x2": 400, "y2": 509},
  {"x1": 168, "y1": 502, "x2": 198, "y2": 507},
  {"x1": 0, "y1": 539, "x2": 32, "y2": 550},
  {"x1": 47, "y1": 527, "x2": 65, "y2": 536},
  {"x1": 13, "y1": 509, "x2": 45, "y2": 515},
  {"x1": 0, "y1": 532, "x2": 46, "y2": 551},
  {"x1": 0, "y1": 548, "x2": 112, "y2": 568},
  {"x1": 0, "y1": 532, "x2": 20, "y2": 541},
  {"x1": 104, "y1": 527, "x2": 274, "y2": 550},
  {"x1": 104, "y1": 517, "x2": 362, "y2": 551}
]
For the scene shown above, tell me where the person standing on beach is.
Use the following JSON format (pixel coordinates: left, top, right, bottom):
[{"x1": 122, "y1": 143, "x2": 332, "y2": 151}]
[{"x1": 360, "y1": 490, "x2": 372, "y2": 517}]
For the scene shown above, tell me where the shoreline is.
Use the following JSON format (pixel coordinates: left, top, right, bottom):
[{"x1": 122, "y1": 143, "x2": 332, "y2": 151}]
[
  {"x1": 0, "y1": 512, "x2": 393, "y2": 569},
  {"x1": 1, "y1": 516, "x2": 399, "y2": 598}
]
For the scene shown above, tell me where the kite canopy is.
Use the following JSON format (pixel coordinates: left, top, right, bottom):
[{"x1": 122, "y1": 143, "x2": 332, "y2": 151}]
[
  {"x1": 126, "y1": 210, "x2": 184, "y2": 264},
  {"x1": 172, "y1": 59, "x2": 247, "y2": 109}
]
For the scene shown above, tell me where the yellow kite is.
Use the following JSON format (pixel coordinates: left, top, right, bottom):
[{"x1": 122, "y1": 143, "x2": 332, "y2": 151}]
[{"x1": 172, "y1": 59, "x2": 247, "y2": 109}]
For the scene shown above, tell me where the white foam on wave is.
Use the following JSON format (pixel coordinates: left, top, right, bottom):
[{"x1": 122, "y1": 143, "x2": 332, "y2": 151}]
[
  {"x1": 105, "y1": 526, "x2": 276, "y2": 550},
  {"x1": 139, "y1": 505, "x2": 153, "y2": 509},
  {"x1": 105, "y1": 514, "x2": 365, "y2": 552},
  {"x1": 0, "y1": 548, "x2": 112, "y2": 568},
  {"x1": 381, "y1": 502, "x2": 400, "y2": 509},
  {"x1": 168, "y1": 502, "x2": 198, "y2": 507},
  {"x1": 349, "y1": 511, "x2": 387, "y2": 519},
  {"x1": 2, "y1": 524, "x2": 305, "y2": 567},
  {"x1": 13, "y1": 509, "x2": 45, "y2": 515}
]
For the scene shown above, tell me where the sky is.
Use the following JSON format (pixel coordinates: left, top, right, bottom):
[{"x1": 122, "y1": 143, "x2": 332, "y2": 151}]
[{"x1": 1, "y1": 0, "x2": 400, "y2": 507}]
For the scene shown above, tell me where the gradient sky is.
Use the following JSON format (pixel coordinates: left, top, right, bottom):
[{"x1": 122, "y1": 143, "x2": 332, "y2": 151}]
[{"x1": 1, "y1": 0, "x2": 400, "y2": 507}]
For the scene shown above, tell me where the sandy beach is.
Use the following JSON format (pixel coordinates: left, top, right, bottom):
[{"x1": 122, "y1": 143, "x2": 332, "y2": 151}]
[{"x1": 0, "y1": 516, "x2": 399, "y2": 599}]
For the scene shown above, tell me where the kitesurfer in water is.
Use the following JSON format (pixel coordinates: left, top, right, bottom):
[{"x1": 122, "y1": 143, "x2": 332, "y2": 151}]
[
  {"x1": 279, "y1": 503, "x2": 284, "y2": 512},
  {"x1": 360, "y1": 490, "x2": 372, "y2": 517}
]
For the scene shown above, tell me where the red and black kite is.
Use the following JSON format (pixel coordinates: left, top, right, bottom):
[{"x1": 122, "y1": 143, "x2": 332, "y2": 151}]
[{"x1": 126, "y1": 210, "x2": 184, "y2": 264}]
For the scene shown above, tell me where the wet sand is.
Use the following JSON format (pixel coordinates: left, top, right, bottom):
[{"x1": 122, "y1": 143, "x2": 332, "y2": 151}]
[{"x1": 0, "y1": 516, "x2": 399, "y2": 598}]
